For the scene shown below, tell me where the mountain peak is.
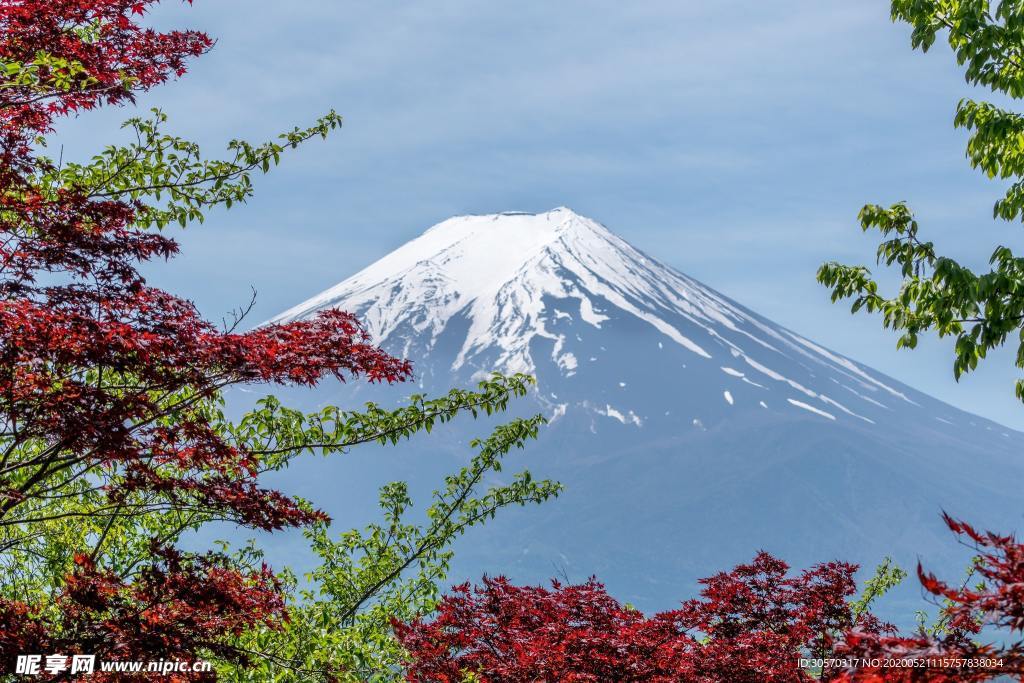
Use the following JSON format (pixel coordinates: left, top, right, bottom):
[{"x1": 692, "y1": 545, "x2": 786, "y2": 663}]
[
  {"x1": 271, "y1": 207, "x2": 622, "y2": 341},
  {"x1": 270, "y1": 210, "x2": 944, "y2": 431},
  {"x1": 271, "y1": 208, "x2": 693, "y2": 372}
]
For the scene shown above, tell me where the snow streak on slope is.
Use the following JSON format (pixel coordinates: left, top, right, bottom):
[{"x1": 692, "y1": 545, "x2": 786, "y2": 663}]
[{"x1": 272, "y1": 208, "x2": 938, "y2": 430}]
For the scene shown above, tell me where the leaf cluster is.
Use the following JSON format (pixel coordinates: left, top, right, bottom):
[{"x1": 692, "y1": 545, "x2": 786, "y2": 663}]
[{"x1": 819, "y1": 1, "x2": 1024, "y2": 402}]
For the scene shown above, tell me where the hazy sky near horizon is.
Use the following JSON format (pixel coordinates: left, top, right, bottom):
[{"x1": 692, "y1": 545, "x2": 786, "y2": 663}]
[{"x1": 53, "y1": 0, "x2": 1024, "y2": 430}]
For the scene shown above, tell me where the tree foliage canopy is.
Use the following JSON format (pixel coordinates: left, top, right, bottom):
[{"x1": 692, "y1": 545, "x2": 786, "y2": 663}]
[
  {"x1": 397, "y1": 513, "x2": 1024, "y2": 682},
  {"x1": 0, "y1": 2, "x2": 559, "y2": 680},
  {"x1": 819, "y1": 0, "x2": 1024, "y2": 401}
]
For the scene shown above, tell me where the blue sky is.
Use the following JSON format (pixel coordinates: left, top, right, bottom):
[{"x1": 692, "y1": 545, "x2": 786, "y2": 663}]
[{"x1": 55, "y1": 0, "x2": 1024, "y2": 429}]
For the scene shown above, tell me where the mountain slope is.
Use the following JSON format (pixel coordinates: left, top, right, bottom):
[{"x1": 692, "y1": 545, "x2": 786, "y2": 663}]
[{"x1": 267, "y1": 207, "x2": 1024, "y2": 619}]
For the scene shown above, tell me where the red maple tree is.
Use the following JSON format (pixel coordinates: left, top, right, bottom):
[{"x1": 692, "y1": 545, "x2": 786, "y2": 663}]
[
  {"x1": 397, "y1": 515, "x2": 1024, "y2": 682},
  {"x1": 394, "y1": 554, "x2": 885, "y2": 682},
  {"x1": 834, "y1": 515, "x2": 1024, "y2": 682},
  {"x1": 0, "y1": 0, "x2": 410, "y2": 677}
]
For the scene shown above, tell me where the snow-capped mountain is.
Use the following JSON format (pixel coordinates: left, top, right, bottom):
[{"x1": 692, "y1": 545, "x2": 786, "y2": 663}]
[{"x1": 268, "y1": 207, "x2": 1024, "y2": 620}]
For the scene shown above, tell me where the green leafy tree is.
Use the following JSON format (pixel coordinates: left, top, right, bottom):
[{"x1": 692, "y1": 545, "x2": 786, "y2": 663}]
[
  {"x1": 818, "y1": 1, "x2": 1024, "y2": 400},
  {"x1": 222, "y1": 394, "x2": 560, "y2": 682}
]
